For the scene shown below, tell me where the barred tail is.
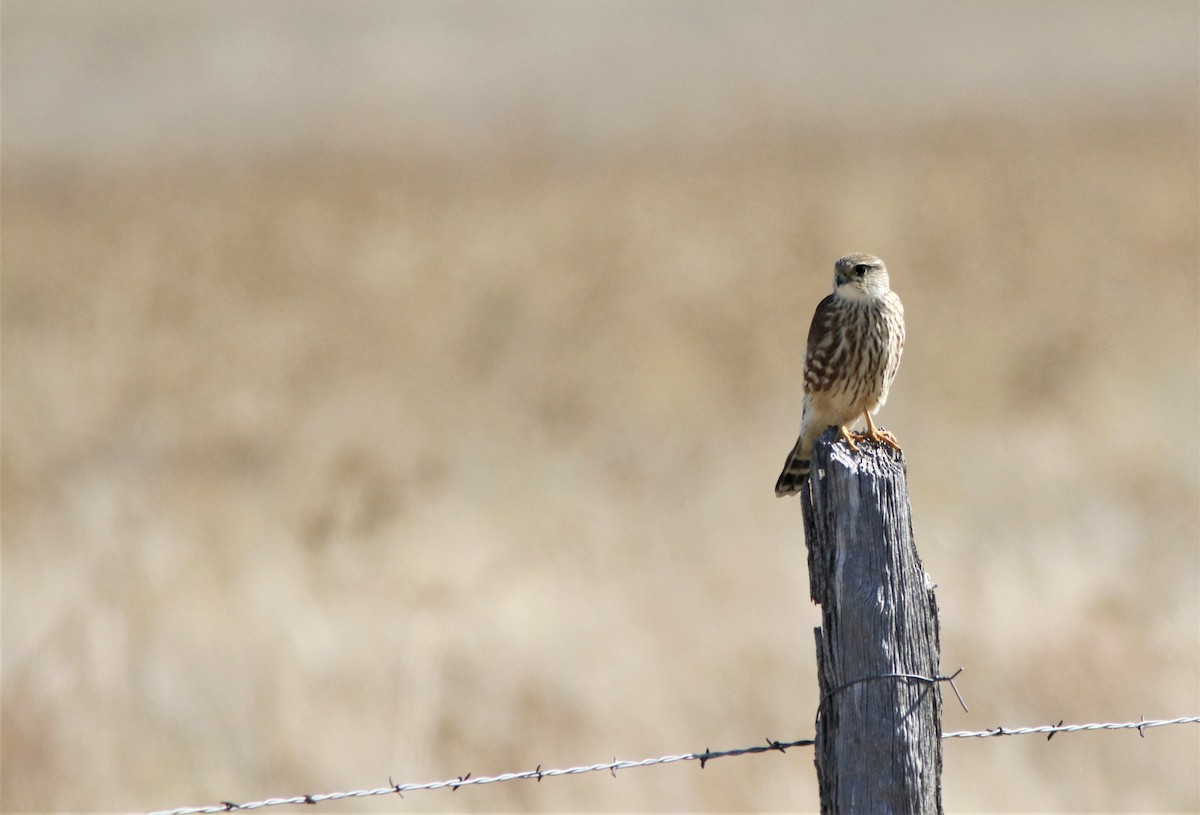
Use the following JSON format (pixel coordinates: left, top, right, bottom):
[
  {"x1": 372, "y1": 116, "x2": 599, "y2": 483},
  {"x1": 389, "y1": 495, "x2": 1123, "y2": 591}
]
[{"x1": 775, "y1": 439, "x2": 810, "y2": 497}]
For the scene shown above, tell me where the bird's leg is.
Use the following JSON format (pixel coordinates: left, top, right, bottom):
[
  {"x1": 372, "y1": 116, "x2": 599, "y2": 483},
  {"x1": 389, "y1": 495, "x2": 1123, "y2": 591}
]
[
  {"x1": 836, "y1": 424, "x2": 860, "y2": 453},
  {"x1": 863, "y1": 411, "x2": 902, "y2": 451}
]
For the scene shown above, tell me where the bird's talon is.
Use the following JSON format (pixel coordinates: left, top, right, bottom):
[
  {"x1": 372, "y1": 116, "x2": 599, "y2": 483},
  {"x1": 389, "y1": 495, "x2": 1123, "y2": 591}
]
[
  {"x1": 862, "y1": 411, "x2": 902, "y2": 452},
  {"x1": 836, "y1": 426, "x2": 860, "y2": 453},
  {"x1": 867, "y1": 429, "x2": 902, "y2": 452}
]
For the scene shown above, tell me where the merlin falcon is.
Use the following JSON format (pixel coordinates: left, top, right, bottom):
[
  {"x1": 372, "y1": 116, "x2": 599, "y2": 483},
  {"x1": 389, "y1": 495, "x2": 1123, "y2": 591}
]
[{"x1": 775, "y1": 253, "x2": 905, "y2": 496}]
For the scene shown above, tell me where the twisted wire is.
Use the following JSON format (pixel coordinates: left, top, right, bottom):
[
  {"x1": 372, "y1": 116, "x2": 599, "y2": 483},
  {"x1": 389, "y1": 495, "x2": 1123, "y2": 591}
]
[
  {"x1": 943, "y1": 715, "x2": 1200, "y2": 740},
  {"x1": 145, "y1": 717, "x2": 1199, "y2": 815}
]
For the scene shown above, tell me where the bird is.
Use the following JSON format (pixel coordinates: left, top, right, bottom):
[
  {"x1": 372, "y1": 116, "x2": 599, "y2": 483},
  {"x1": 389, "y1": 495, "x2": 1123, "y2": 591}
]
[{"x1": 775, "y1": 252, "x2": 905, "y2": 496}]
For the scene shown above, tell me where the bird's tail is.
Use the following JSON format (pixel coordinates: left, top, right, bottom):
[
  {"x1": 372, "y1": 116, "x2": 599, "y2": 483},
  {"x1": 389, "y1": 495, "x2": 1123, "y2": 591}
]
[{"x1": 775, "y1": 439, "x2": 810, "y2": 497}]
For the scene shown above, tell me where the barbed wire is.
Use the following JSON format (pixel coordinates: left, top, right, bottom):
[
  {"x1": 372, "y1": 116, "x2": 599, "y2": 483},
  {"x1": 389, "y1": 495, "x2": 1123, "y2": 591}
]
[
  {"x1": 146, "y1": 716, "x2": 1200, "y2": 815},
  {"x1": 943, "y1": 715, "x2": 1200, "y2": 740},
  {"x1": 146, "y1": 737, "x2": 811, "y2": 815}
]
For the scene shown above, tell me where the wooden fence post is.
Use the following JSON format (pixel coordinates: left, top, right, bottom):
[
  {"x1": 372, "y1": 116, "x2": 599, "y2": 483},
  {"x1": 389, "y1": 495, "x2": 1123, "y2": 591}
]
[{"x1": 801, "y1": 427, "x2": 943, "y2": 814}]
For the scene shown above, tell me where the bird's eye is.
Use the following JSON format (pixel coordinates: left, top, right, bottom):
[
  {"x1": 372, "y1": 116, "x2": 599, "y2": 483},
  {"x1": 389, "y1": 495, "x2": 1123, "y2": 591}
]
[{"x1": 854, "y1": 264, "x2": 870, "y2": 276}]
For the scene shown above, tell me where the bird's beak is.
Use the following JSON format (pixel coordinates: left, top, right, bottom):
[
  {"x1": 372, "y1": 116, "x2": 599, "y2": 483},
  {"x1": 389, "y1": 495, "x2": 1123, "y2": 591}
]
[{"x1": 835, "y1": 271, "x2": 849, "y2": 286}]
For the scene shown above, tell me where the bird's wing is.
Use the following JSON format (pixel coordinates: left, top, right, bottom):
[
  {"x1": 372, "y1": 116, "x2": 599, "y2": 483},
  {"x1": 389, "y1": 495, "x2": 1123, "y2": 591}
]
[{"x1": 802, "y1": 293, "x2": 841, "y2": 395}]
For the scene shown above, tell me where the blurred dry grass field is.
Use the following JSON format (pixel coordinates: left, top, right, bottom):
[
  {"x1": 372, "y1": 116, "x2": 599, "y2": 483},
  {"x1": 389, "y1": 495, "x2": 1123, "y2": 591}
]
[{"x1": 3, "y1": 111, "x2": 1198, "y2": 812}]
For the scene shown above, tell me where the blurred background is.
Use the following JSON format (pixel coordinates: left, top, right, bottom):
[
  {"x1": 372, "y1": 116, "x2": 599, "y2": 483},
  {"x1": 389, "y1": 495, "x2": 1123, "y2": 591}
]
[{"x1": 3, "y1": 1, "x2": 1197, "y2": 811}]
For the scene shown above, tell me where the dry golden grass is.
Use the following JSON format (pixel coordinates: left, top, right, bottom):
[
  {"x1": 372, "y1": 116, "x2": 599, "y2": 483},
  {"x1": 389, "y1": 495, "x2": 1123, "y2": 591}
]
[{"x1": 3, "y1": 113, "x2": 1198, "y2": 811}]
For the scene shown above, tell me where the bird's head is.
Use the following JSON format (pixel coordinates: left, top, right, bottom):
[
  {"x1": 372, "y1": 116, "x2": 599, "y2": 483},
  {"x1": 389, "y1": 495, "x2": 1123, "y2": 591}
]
[{"x1": 833, "y1": 253, "x2": 890, "y2": 299}]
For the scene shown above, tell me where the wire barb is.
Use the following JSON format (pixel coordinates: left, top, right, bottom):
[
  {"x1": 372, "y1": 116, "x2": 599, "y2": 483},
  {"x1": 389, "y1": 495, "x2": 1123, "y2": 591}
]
[
  {"x1": 940, "y1": 667, "x2": 969, "y2": 713},
  {"x1": 1047, "y1": 720, "x2": 1064, "y2": 741}
]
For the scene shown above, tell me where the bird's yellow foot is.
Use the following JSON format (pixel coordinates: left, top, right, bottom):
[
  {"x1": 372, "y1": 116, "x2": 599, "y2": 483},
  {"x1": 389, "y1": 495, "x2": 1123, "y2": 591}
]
[
  {"x1": 836, "y1": 425, "x2": 860, "y2": 453},
  {"x1": 863, "y1": 413, "x2": 902, "y2": 451},
  {"x1": 866, "y1": 427, "x2": 902, "y2": 451}
]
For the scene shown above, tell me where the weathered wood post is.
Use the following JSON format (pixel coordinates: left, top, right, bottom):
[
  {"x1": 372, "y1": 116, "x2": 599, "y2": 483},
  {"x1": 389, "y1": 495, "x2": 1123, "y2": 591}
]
[{"x1": 801, "y1": 427, "x2": 943, "y2": 814}]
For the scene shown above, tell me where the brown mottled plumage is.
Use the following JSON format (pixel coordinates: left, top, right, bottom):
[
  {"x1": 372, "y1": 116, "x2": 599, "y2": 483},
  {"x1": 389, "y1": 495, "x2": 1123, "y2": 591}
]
[{"x1": 775, "y1": 253, "x2": 905, "y2": 496}]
